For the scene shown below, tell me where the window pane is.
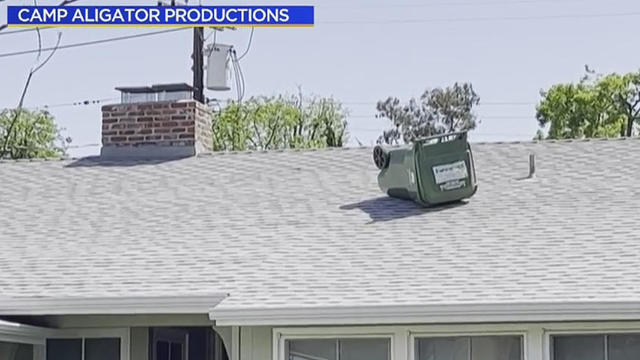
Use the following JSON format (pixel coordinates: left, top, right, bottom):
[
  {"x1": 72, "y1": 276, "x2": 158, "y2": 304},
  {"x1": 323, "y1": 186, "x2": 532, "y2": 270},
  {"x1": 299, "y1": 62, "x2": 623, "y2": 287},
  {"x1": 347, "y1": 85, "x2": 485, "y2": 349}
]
[
  {"x1": 553, "y1": 335, "x2": 605, "y2": 360},
  {"x1": 170, "y1": 343, "x2": 183, "y2": 360},
  {"x1": 416, "y1": 337, "x2": 469, "y2": 360},
  {"x1": 85, "y1": 338, "x2": 121, "y2": 360},
  {"x1": 340, "y1": 338, "x2": 390, "y2": 360},
  {"x1": 608, "y1": 334, "x2": 640, "y2": 360},
  {"x1": 471, "y1": 336, "x2": 521, "y2": 360},
  {"x1": 47, "y1": 338, "x2": 82, "y2": 360},
  {"x1": 0, "y1": 341, "x2": 34, "y2": 360},
  {"x1": 156, "y1": 341, "x2": 169, "y2": 360},
  {"x1": 286, "y1": 339, "x2": 337, "y2": 360}
]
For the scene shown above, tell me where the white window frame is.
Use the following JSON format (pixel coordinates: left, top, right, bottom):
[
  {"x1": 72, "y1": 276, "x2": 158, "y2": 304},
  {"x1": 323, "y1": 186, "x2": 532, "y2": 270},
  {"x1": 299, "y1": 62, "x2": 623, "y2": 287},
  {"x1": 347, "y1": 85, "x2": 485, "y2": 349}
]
[
  {"x1": 151, "y1": 327, "x2": 189, "y2": 360},
  {"x1": 274, "y1": 324, "x2": 530, "y2": 360},
  {"x1": 274, "y1": 322, "x2": 640, "y2": 360},
  {"x1": 544, "y1": 322, "x2": 640, "y2": 360},
  {"x1": 45, "y1": 327, "x2": 130, "y2": 360},
  {"x1": 274, "y1": 326, "x2": 397, "y2": 360},
  {"x1": 408, "y1": 329, "x2": 527, "y2": 360}
]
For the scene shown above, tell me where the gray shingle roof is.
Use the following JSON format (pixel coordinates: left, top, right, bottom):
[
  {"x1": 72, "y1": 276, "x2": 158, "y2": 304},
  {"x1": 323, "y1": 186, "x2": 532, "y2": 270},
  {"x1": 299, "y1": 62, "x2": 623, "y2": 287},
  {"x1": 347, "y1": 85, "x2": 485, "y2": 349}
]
[{"x1": 1, "y1": 138, "x2": 640, "y2": 311}]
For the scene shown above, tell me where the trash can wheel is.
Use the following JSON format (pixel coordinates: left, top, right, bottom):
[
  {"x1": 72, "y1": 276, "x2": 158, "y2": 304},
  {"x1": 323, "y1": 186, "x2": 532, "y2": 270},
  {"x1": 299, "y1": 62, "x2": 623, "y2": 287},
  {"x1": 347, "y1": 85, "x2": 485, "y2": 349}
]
[{"x1": 373, "y1": 145, "x2": 390, "y2": 170}]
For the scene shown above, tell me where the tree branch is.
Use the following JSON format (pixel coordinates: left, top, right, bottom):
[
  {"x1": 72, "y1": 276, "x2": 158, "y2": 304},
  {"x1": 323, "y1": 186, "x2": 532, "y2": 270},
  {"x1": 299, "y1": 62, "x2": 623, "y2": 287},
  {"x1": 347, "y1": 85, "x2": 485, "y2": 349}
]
[
  {"x1": 264, "y1": 117, "x2": 280, "y2": 149},
  {"x1": 0, "y1": 0, "x2": 78, "y2": 33},
  {"x1": 0, "y1": 32, "x2": 61, "y2": 158}
]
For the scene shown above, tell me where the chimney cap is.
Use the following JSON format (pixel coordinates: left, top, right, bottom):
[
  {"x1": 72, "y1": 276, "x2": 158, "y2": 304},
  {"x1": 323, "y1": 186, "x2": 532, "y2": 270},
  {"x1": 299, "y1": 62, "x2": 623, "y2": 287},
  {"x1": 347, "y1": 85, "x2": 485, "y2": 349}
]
[
  {"x1": 115, "y1": 83, "x2": 195, "y2": 94},
  {"x1": 114, "y1": 86, "x2": 152, "y2": 94}
]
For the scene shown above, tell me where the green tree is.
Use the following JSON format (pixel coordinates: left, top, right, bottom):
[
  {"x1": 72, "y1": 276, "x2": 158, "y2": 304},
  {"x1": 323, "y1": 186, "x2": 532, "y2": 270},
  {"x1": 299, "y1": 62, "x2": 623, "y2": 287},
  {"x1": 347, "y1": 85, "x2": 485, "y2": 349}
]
[
  {"x1": 211, "y1": 95, "x2": 347, "y2": 151},
  {"x1": 536, "y1": 68, "x2": 640, "y2": 139},
  {"x1": 602, "y1": 72, "x2": 640, "y2": 137},
  {"x1": 0, "y1": 109, "x2": 70, "y2": 159},
  {"x1": 376, "y1": 83, "x2": 480, "y2": 145}
]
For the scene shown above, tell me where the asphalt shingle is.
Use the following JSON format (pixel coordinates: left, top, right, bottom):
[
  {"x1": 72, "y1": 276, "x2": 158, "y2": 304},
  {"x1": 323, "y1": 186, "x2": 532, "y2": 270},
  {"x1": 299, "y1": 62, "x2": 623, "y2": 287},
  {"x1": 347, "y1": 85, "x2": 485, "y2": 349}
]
[{"x1": 1, "y1": 138, "x2": 640, "y2": 310}]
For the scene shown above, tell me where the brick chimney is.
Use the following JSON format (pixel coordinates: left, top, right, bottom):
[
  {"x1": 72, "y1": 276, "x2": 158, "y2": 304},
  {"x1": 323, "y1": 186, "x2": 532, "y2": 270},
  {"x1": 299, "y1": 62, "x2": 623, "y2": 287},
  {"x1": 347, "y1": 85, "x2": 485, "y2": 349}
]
[{"x1": 101, "y1": 100, "x2": 213, "y2": 159}]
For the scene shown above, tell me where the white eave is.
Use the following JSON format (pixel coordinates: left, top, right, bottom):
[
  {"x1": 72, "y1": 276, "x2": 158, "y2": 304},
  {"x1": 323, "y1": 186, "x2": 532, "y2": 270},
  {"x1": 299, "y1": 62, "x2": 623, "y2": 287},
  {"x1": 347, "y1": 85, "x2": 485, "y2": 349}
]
[
  {"x1": 0, "y1": 294, "x2": 228, "y2": 316},
  {"x1": 209, "y1": 301, "x2": 640, "y2": 326},
  {"x1": 0, "y1": 320, "x2": 47, "y2": 344}
]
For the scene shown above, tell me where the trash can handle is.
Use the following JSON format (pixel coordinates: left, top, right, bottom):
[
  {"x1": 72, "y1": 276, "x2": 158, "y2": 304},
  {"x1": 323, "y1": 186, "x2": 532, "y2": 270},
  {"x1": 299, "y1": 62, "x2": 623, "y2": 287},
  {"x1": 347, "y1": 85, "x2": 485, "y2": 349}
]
[{"x1": 414, "y1": 130, "x2": 468, "y2": 144}]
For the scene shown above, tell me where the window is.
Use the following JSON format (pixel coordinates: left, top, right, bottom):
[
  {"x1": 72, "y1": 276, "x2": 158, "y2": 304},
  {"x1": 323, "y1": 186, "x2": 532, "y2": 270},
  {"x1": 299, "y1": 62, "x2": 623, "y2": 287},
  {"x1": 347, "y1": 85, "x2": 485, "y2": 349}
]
[
  {"x1": 285, "y1": 338, "x2": 390, "y2": 360},
  {"x1": 149, "y1": 327, "x2": 228, "y2": 360},
  {"x1": 552, "y1": 334, "x2": 640, "y2": 360},
  {"x1": 0, "y1": 341, "x2": 34, "y2": 360},
  {"x1": 415, "y1": 336, "x2": 522, "y2": 360},
  {"x1": 85, "y1": 338, "x2": 121, "y2": 360},
  {"x1": 46, "y1": 338, "x2": 121, "y2": 360},
  {"x1": 152, "y1": 328, "x2": 188, "y2": 360}
]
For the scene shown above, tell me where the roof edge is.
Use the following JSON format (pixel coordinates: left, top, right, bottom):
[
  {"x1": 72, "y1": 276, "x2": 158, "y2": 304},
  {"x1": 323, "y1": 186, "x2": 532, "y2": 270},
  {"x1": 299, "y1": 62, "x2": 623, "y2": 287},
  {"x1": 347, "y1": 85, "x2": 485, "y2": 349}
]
[
  {"x1": 0, "y1": 294, "x2": 228, "y2": 316},
  {"x1": 210, "y1": 301, "x2": 640, "y2": 326},
  {"x1": 0, "y1": 320, "x2": 47, "y2": 345}
]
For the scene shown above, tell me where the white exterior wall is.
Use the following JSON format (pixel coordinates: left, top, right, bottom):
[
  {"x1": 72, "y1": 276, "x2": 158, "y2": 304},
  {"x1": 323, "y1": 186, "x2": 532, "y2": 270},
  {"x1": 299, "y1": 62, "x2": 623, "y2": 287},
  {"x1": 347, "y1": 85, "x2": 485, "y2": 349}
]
[
  {"x1": 238, "y1": 327, "x2": 273, "y2": 360},
  {"x1": 130, "y1": 327, "x2": 149, "y2": 360}
]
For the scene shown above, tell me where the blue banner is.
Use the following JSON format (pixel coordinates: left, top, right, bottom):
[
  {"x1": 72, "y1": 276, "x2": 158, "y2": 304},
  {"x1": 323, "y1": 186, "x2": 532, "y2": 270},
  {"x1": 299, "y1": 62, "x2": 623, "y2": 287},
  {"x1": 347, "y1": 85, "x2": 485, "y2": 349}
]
[{"x1": 7, "y1": 5, "x2": 314, "y2": 27}]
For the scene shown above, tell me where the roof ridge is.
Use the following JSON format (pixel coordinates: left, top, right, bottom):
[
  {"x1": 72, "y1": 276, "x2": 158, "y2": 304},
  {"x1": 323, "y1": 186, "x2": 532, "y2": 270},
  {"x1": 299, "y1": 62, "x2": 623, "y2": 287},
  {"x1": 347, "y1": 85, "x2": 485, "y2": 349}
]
[
  {"x1": 2, "y1": 136, "x2": 639, "y2": 164},
  {"x1": 197, "y1": 136, "x2": 640, "y2": 157},
  {"x1": 472, "y1": 136, "x2": 640, "y2": 146}
]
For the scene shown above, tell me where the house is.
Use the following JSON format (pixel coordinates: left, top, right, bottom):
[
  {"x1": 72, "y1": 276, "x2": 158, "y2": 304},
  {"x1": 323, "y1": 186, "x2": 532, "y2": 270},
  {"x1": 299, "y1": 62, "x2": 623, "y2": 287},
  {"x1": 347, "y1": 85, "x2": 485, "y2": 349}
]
[{"x1": 1, "y1": 98, "x2": 640, "y2": 360}]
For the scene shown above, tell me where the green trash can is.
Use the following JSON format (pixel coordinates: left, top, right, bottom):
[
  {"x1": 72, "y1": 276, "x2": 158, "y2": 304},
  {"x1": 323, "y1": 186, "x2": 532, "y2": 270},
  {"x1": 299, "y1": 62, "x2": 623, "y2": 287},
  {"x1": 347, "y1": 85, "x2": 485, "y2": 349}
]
[{"x1": 372, "y1": 131, "x2": 477, "y2": 206}]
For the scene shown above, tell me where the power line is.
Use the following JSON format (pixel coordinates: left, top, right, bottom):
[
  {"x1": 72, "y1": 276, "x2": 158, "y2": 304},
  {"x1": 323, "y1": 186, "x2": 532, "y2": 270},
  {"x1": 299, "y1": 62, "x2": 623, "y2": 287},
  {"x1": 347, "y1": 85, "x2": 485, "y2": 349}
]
[
  {"x1": 32, "y1": 97, "x2": 118, "y2": 109},
  {"x1": 320, "y1": 11, "x2": 640, "y2": 25},
  {"x1": 343, "y1": 101, "x2": 536, "y2": 106},
  {"x1": 230, "y1": 49, "x2": 246, "y2": 101},
  {"x1": 204, "y1": 28, "x2": 216, "y2": 42},
  {"x1": 237, "y1": 27, "x2": 254, "y2": 61},
  {"x1": 0, "y1": 27, "x2": 56, "y2": 36},
  {"x1": 349, "y1": 115, "x2": 535, "y2": 119},
  {"x1": 0, "y1": 28, "x2": 189, "y2": 59},
  {"x1": 0, "y1": 0, "x2": 77, "y2": 34},
  {"x1": 2, "y1": 97, "x2": 117, "y2": 111},
  {"x1": 12, "y1": 96, "x2": 534, "y2": 110}
]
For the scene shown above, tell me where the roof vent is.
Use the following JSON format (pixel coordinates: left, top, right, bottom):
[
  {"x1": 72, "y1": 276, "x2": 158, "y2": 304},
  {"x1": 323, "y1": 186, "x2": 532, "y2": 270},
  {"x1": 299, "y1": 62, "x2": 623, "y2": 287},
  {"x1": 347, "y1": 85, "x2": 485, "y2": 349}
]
[
  {"x1": 373, "y1": 131, "x2": 478, "y2": 206},
  {"x1": 528, "y1": 153, "x2": 536, "y2": 178}
]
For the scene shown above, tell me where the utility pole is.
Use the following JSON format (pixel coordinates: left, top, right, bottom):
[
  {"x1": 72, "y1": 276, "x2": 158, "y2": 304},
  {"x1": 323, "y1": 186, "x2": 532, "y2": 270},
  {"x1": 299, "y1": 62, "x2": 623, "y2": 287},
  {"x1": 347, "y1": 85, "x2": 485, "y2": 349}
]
[
  {"x1": 192, "y1": 27, "x2": 205, "y2": 103},
  {"x1": 158, "y1": 0, "x2": 205, "y2": 103}
]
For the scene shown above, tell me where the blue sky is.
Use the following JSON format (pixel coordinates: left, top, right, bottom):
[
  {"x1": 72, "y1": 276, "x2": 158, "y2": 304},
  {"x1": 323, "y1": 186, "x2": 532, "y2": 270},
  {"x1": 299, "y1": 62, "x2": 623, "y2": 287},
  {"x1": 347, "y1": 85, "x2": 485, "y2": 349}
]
[{"x1": 1, "y1": 0, "x2": 640, "y2": 157}]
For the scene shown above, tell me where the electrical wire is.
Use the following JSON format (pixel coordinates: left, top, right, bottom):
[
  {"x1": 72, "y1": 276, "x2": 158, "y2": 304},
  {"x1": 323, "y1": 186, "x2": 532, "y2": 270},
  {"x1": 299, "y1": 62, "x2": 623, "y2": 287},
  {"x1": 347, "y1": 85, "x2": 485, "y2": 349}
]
[
  {"x1": 0, "y1": 28, "x2": 189, "y2": 59},
  {"x1": 236, "y1": 27, "x2": 254, "y2": 61},
  {"x1": 229, "y1": 49, "x2": 240, "y2": 101},
  {"x1": 34, "y1": 97, "x2": 118, "y2": 109},
  {"x1": 349, "y1": 115, "x2": 535, "y2": 119},
  {"x1": 233, "y1": 57, "x2": 242, "y2": 101},
  {"x1": 224, "y1": 29, "x2": 252, "y2": 102},
  {"x1": 204, "y1": 28, "x2": 217, "y2": 42},
  {"x1": 0, "y1": 0, "x2": 77, "y2": 33},
  {"x1": 0, "y1": 27, "x2": 57, "y2": 36},
  {"x1": 235, "y1": 53, "x2": 246, "y2": 101},
  {"x1": 343, "y1": 101, "x2": 536, "y2": 106},
  {"x1": 230, "y1": 49, "x2": 246, "y2": 102}
]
